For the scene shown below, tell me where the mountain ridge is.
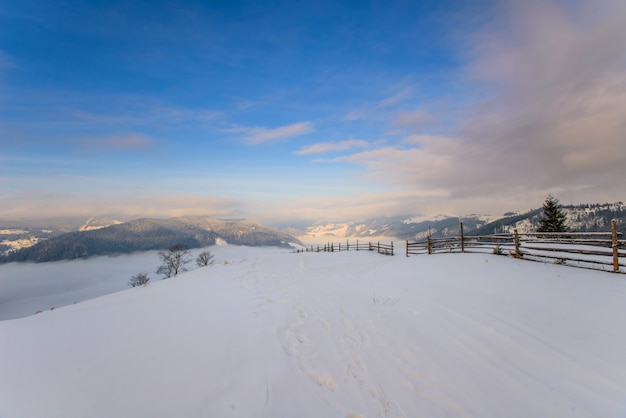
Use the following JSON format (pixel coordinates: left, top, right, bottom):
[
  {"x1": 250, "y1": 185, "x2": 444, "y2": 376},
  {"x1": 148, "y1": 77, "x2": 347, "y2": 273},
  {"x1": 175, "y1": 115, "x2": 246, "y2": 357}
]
[
  {"x1": 293, "y1": 202, "x2": 625, "y2": 241},
  {"x1": 2, "y1": 201, "x2": 624, "y2": 260},
  {"x1": 1, "y1": 216, "x2": 300, "y2": 263}
]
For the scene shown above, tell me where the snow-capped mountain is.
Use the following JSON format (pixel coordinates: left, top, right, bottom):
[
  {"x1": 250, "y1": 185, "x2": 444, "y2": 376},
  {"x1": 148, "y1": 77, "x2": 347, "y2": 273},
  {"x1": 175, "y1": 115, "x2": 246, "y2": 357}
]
[
  {"x1": 470, "y1": 202, "x2": 625, "y2": 235},
  {"x1": 293, "y1": 202, "x2": 625, "y2": 242},
  {"x1": 296, "y1": 214, "x2": 495, "y2": 242}
]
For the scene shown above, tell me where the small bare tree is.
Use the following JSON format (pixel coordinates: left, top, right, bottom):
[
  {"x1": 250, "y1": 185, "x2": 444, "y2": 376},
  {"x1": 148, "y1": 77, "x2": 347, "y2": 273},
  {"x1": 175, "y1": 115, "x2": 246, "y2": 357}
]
[
  {"x1": 129, "y1": 273, "x2": 150, "y2": 287},
  {"x1": 196, "y1": 250, "x2": 215, "y2": 267},
  {"x1": 157, "y1": 244, "x2": 192, "y2": 278}
]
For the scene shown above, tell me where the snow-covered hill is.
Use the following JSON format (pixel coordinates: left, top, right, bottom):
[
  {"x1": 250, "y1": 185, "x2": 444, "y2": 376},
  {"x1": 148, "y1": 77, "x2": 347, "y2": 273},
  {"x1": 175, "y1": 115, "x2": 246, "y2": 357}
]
[{"x1": 1, "y1": 247, "x2": 625, "y2": 417}]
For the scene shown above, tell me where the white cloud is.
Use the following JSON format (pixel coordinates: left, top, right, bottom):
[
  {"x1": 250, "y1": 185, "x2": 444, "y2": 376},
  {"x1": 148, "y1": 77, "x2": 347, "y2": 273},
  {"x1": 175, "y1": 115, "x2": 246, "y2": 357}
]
[
  {"x1": 296, "y1": 139, "x2": 368, "y2": 155},
  {"x1": 343, "y1": 111, "x2": 364, "y2": 121},
  {"x1": 232, "y1": 121, "x2": 314, "y2": 145}
]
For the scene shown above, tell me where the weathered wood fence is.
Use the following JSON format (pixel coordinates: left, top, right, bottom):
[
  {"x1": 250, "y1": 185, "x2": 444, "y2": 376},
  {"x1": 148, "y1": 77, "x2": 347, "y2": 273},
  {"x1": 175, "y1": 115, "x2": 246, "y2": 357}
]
[
  {"x1": 297, "y1": 240, "x2": 394, "y2": 256},
  {"x1": 406, "y1": 220, "x2": 625, "y2": 273}
]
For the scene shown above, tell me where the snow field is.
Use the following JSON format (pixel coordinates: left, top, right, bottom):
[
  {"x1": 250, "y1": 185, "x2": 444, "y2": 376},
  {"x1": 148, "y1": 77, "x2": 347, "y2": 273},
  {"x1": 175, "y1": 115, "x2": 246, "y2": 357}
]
[{"x1": 1, "y1": 247, "x2": 626, "y2": 417}]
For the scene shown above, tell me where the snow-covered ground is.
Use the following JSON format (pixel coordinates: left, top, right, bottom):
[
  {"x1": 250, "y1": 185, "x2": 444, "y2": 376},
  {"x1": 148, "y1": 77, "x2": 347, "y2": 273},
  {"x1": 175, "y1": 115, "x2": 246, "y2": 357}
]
[{"x1": 1, "y1": 246, "x2": 626, "y2": 417}]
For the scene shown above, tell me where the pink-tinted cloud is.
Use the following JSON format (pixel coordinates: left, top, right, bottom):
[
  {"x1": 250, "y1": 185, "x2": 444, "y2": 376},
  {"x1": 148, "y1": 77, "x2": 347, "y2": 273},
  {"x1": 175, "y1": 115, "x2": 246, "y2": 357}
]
[
  {"x1": 341, "y1": 0, "x2": 626, "y2": 216},
  {"x1": 391, "y1": 109, "x2": 434, "y2": 130},
  {"x1": 0, "y1": 190, "x2": 246, "y2": 220}
]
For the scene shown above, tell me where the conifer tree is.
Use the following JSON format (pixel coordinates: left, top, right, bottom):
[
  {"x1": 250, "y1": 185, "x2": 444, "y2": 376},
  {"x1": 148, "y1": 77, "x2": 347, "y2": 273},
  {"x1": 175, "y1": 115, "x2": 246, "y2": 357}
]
[{"x1": 537, "y1": 195, "x2": 569, "y2": 232}]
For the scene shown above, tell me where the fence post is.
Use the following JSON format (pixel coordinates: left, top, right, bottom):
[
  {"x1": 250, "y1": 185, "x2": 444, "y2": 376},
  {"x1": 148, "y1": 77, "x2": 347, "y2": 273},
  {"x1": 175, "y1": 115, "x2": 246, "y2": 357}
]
[
  {"x1": 460, "y1": 222, "x2": 465, "y2": 253},
  {"x1": 391, "y1": 241, "x2": 394, "y2": 256},
  {"x1": 347, "y1": 239, "x2": 349, "y2": 251},
  {"x1": 377, "y1": 242, "x2": 380, "y2": 254},
  {"x1": 357, "y1": 240, "x2": 359, "y2": 251},
  {"x1": 406, "y1": 240, "x2": 409, "y2": 257},
  {"x1": 369, "y1": 242, "x2": 372, "y2": 251},
  {"x1": 427, "y1": 236, "x2": 432, "y2": 255},
  {"x1": 514, "y1": 229, "x2": 520, "y2": 258},
  {"x1": 612, "y1": 219, "x2": 619, "y2": 272}
]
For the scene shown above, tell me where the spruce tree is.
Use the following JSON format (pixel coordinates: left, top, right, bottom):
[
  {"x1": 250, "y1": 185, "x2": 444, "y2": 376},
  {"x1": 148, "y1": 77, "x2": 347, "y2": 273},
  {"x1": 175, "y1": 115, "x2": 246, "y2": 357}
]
[{"x1": 537, "y1": 195, "x2": 569, "y2": 232}]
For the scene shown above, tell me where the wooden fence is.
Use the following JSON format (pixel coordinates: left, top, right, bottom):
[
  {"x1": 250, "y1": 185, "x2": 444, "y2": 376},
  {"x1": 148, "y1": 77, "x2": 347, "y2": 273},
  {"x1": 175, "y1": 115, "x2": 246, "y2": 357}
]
[
  {"x1": 297, "y1": 240, "x2": 394, "y2": 256},
  {"x1": 406, "y1": 220, "x2": 625, "y2": 273}
]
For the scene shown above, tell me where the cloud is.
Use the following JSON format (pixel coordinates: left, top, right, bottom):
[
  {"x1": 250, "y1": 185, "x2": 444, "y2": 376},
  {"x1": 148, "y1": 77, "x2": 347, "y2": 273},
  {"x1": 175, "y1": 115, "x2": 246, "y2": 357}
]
[
  {"x1": 153, "y1": 107, "x2": 223, "y2": 124},
  {"x1": 379, "y1": 87, "x2": 413, "y2": 108},
  {"x1": 457, "y1": 0, "x2": 626, "y2": 188},
  {"x1": 339, "y1": 1, "x2": 626, "y2": 215},
  {"x1": 254, "y1": 188, "x2": 458, "y2": 224},
  {"x1": 0, "y1": 190, "x2": 246, "y2": 220},
  {"x1": 343, "y1": 111, "x2": 364, "y2": 121},
  {"x1": 231, "y1": 121, "x2": 314, "y2": 145},
  {"x1": 296, "y1": 139, "x2": 368, "y2": 155}
]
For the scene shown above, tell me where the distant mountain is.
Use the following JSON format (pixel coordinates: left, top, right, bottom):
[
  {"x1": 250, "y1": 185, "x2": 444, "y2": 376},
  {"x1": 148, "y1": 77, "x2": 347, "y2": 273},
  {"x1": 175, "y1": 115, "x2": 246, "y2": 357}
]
[
  {"x1": 3, "y1": 201, "x2": 624, "y2": 261},
  {"x1": 293, "y1": 202, "x2": 625, "y2": 241},
  {"x1": 468, "y1": 202, "x2": 625, "y2": 236},
  {"x1": 0, "y1": 216, "x2": 125, "y2": 255},
  {"x1": 1, "y1": 217, "x2": 300, "y2": 263},
  {"x1": 296, "y1": 214, "x2": 496, "y2": 242},
  {"x1": 0, "y1": 216, "x2": 112, "y2": 232}
]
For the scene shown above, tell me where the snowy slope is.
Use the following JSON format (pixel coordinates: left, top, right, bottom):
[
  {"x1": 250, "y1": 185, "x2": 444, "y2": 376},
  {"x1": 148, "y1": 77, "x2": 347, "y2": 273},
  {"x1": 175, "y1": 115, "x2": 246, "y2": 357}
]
[{"x1": 1, "y1": 247, "x2": 626, "y2": 417}]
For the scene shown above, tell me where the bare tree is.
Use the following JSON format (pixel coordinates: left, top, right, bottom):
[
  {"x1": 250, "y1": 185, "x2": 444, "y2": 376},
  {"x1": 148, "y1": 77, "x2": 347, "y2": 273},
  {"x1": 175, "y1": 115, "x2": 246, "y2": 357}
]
[
  {"x1": 129, "y1": 272, "x2": 150, "y2": 287},
  {"x1": 157, "y1": 244, "x2": 192, "y2": 278},
  {"x1": 196, "y1": 250, "x2": 215, "y2": 267}
]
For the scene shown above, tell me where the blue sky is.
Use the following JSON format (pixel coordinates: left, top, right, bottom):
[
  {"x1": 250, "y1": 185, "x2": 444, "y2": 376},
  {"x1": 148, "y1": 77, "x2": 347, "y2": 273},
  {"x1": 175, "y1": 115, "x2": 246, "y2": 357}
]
[{"x1": 1, "y1": 0, "x2": 625, "y2": 224}]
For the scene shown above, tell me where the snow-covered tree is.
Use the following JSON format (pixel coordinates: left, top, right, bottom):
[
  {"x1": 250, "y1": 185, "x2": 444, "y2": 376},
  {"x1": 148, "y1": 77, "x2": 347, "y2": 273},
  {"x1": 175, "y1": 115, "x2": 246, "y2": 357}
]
[{"x1": 537, "y1": 195, "x2": 568, "y2": 232}]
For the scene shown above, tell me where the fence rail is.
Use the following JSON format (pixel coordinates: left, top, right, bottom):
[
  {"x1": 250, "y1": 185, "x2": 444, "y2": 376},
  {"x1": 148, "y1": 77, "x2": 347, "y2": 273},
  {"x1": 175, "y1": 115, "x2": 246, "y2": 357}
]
[
  {"x1": 294, "y1": 221, "x2": 624, "y2": 273},
  {"x1": 406, "y1": 220, "x2": 625, "y2": 273},
  {"x1": 297, "y1": 240, "x2": 394, "y2": 256}
]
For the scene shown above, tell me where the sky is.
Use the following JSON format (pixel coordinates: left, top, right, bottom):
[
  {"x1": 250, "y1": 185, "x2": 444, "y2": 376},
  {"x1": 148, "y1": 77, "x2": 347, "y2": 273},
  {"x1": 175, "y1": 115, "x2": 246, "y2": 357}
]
[{"x1": 1, "y1": 0, "x2": 625, "y2": 225}]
